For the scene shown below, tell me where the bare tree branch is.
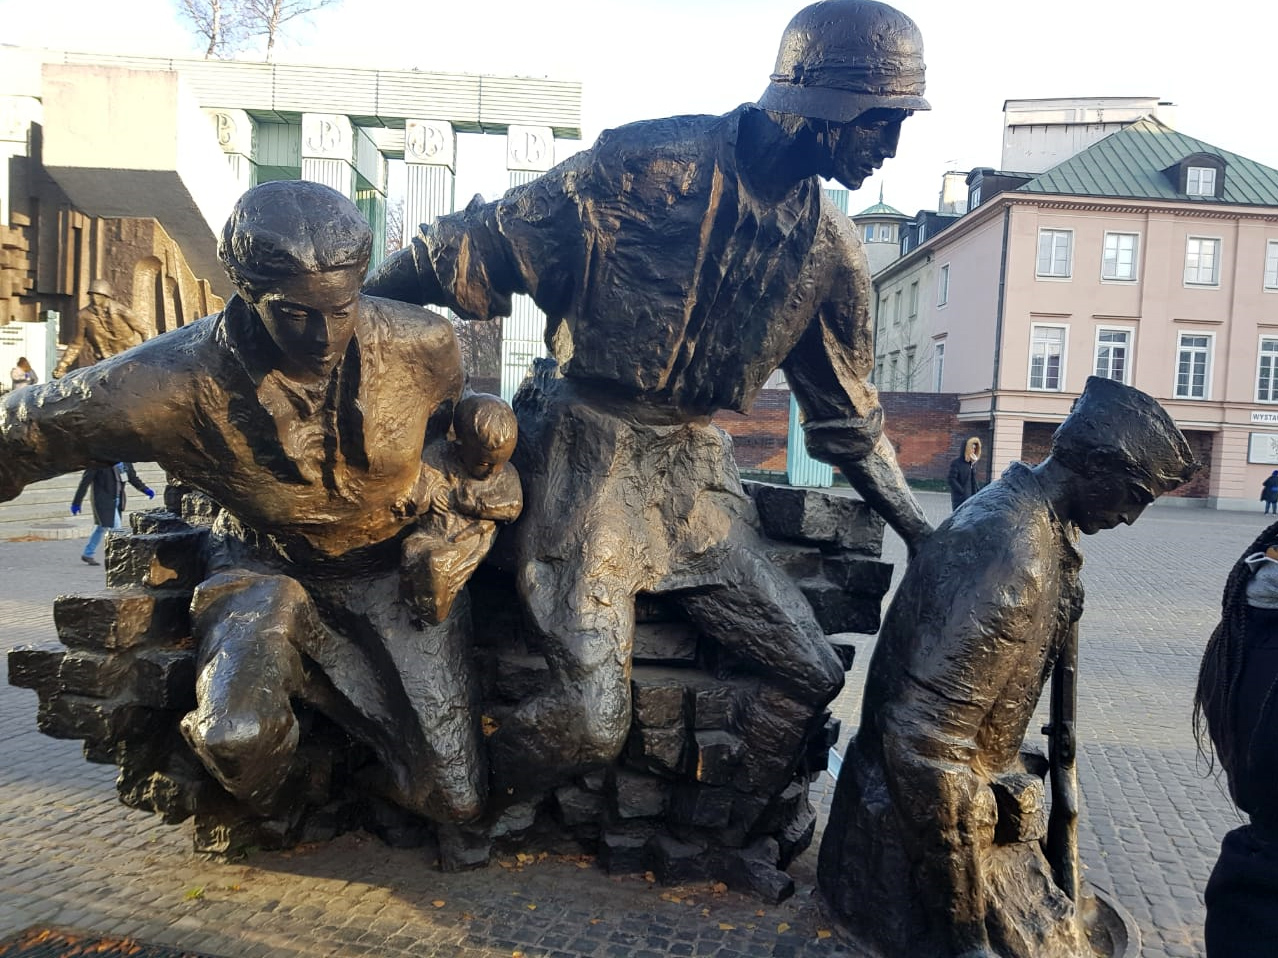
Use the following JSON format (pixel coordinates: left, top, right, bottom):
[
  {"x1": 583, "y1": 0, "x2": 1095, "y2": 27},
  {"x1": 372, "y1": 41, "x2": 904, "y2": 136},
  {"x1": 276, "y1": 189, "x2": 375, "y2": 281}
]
[
  {"x1": 385, "y1": 198, "x2": 405, "y2": 256},
  {"x1": 453, "y1": 317, "x2": 503, "y2": 385},
  {"x1": 241, "y1": 0, "x2": 341, "y2": 61},
  {"x1": 173, "y1": 0, "x2": 250, "y2": 59}
]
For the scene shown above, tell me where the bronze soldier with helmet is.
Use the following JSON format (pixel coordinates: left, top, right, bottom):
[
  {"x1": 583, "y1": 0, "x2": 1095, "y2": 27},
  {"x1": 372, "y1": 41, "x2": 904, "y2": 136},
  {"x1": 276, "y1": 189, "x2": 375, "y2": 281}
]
[
  {"x1": 367, "y1": 0, "x2": 934, "y2": 802},
  {"x1": 53, "y1": 278, "x2": 150, "y2": 376}
]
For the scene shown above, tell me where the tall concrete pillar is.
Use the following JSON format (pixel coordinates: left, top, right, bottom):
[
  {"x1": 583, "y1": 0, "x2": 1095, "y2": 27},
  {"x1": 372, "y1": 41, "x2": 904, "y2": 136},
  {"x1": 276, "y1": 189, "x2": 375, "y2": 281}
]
[
  {"x1": 1210, "y1": 427, "x2": 1249, "y2": 508},
  {"x1": 204, "y1": 108, "x2": 257, "y2": 195},
  {"x1": 403, "y1": 120, "x2": 456, "y2": 241},
  {"x1": 301, "y1": 113, "x2": 355, "y2": 198},
  {"x1": 991, "y1": 414, "x2": 1024, "y2": 479},
  {"x1": 500, "y1": 125, "x2": 556, "y2": 402}
]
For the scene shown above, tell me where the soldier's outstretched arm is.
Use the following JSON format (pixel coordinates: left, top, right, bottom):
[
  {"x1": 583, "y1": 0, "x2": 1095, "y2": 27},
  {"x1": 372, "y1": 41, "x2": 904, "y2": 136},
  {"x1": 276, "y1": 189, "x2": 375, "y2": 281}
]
[
  {"x1": 51, "y1": 327, "x2": 86, "y2": 378},
  {"x1": 782, "y1": 210, "x2": 931, "y2": 553},
  {"x1": 0, "y1": 353, "x2": 167, "y2": 502},
  {"x1": 365, "y1": 171, "x2": 584, "y2": 324},
  {"x1": 364, "y1": 195, "x2": 520, "y2": 320}
]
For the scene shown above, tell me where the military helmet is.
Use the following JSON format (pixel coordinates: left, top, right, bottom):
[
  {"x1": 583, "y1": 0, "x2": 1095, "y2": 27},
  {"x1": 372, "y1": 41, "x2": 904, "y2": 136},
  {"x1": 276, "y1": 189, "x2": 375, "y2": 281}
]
[
  {"x1": 87, "y1": 278, "x2": 114, "y2": 297},
  {"x1": 757, "y1": 0, "x2": 930, "y2": 124}
]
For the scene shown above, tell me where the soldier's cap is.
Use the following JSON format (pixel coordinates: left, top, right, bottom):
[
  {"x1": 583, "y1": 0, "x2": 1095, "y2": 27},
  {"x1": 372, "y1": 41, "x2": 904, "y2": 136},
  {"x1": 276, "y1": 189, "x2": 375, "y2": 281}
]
[
  {"x1": 219, "y1": 180, "x2": 372, "y2": 294},
  {"x1": 1051, "y1": 376, "x2": 1199, "y2": 496},
  {"x1": 758, "y1": 0, "x2": 930, "y2": 124}
]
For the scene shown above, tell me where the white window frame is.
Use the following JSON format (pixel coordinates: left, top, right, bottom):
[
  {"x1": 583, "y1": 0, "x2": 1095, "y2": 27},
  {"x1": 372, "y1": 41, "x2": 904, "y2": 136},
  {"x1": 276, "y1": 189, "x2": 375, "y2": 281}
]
[
  {"x1": 1187, "y1": 166, "x2": 1217, "y2": 197},
  {"x1": 864, "y1": 223, "x2": 877, "y2": 242},
  {"x1": 1174, "y1": 331, "x2": 1214, "y2": 400},
  {"x1": 908, "y1": 280, "x2": 919, "y2": 319},
  {"x1": 1264, "y1": 240, "x2": 1278, "y2": 291},
  {"x1": 1257, "y1": 335, "x2": 1278, "y2": 403},
  {"x1": 1101, "y1": 232, "x2": 1140, "y2": 282},
  {"x1": 934, "y1": 341, "x2": 946, "y2": 391},
  {"x1": 1036, "y1": 229, "x2": 1074, "y2": 279},
  {"x1": 1028, "y1": 323, "x2": 1068, "y2": 392},
  {"x1": 893, "y1": 289, "x2": 903, "y2": 325},
  {"x1": 1184, "y1": 236, "x2": 1221, "y2": 287},
  {"x1": 1093, "y1": 326, "x2": 1134, "y2": 385},
  {"x1": 888, "y1": 355, "x2": 899, "y2": 390},
  {"x1": 937, "y1": 263, "x2": 950, "y2": 306}
]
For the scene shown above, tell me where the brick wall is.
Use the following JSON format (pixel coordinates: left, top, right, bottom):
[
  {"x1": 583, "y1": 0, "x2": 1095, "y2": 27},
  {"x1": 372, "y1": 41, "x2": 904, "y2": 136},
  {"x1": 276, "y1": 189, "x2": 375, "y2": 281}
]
[
  {"x1": 1021, "y1": 422, "x2": 1055, "y2": 465},
  {"x1": 712, "y1": 390, "x2": 988, "y2": 484},
  {"x1": 1173, "y1": 431, "x2": 1214, "y2": 499},
  {"x1": 879, "y1": 393, "x2": 993, "y2": 485},
  {"x1": 714, "y1": 389, "x2": 791, "y2": 472}
]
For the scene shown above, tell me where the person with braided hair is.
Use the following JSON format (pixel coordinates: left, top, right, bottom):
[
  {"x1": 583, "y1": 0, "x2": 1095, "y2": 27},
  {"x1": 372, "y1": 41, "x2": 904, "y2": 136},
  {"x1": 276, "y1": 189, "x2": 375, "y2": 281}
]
[{"x1": 1195, "y1": 524, "x2": 1278, "y2": 956}]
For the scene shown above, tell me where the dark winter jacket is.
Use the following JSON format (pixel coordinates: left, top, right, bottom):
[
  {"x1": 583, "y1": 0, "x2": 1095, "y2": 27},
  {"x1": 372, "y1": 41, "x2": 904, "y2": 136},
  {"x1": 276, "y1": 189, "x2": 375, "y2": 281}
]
[
  {"x1": 947, "y1": 437, "x2": 982, "y2": 510},
  {"x1": 73, "y1": 463, "x2": 150, "y2": 527}
]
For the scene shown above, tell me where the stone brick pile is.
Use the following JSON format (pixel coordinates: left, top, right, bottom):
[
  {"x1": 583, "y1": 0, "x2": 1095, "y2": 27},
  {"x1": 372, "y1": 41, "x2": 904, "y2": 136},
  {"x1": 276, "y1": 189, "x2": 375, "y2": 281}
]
[{"x1": 8, "y1": 480, "x2": 891, "y2": 903}]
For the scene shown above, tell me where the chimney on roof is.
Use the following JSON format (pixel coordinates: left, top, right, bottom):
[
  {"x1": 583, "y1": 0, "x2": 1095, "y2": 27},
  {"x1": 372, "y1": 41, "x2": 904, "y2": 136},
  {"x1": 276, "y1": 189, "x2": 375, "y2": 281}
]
[
  {"x1": 1000, "y1": 96, "x2": 1176, "y2": 174},
  {"x1": 938, "y1": 171, "x2": 968, "y2": 215}
]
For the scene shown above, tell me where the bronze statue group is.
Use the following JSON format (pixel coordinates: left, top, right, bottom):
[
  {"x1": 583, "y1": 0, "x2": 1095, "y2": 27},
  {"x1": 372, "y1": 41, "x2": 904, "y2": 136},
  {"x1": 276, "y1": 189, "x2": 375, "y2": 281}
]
[{"x1": 0, "y1": 2, "x2": 1266, "y2": 955}]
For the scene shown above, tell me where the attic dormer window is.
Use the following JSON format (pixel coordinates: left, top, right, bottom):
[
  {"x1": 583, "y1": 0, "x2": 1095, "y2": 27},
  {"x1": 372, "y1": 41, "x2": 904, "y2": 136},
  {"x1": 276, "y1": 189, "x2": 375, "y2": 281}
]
[
  {"x1": 1167, "y1": 152, "x2": 1226, "y2": 198},
  {"x1": 1187, "y1": 166, "x2": 1217, "y2": 196}
]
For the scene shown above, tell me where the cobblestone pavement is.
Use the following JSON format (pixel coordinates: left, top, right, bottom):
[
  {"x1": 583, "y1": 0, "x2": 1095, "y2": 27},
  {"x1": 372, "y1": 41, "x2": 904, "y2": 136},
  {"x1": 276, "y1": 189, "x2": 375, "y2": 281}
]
[{"x1": 0, "y1": 494, "x2": 1266, "y2": 957}]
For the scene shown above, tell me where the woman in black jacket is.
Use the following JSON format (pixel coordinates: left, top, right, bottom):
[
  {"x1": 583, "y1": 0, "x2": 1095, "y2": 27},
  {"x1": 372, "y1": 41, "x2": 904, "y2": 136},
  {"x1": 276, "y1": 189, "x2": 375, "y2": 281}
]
[
  {"x1": 71, "y1": 462, "x2": 153, "y2": 565},
  {"x1": 946, "y1": 436, "x2": 982, "y2": 510}
]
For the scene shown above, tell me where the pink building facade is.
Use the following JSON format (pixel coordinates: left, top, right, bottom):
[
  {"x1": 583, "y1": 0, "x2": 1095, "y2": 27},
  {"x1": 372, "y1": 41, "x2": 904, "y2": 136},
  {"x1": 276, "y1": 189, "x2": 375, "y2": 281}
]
[{"x1": 873, "y1": 113, "x2": 1278, "y2": 509}]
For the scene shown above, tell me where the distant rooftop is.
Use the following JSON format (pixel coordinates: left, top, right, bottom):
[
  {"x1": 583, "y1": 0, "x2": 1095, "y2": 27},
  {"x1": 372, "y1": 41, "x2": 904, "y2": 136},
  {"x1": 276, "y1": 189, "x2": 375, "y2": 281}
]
[
  {"x1": 1019, "y1": 116, "x2": 1278, "y2": 206},
  {"x1": 852, "y1": 186, "x2": 906, "y2": 219},
  {"x1": 853, "y1": 199, "x2": 907, "y2": 218}
]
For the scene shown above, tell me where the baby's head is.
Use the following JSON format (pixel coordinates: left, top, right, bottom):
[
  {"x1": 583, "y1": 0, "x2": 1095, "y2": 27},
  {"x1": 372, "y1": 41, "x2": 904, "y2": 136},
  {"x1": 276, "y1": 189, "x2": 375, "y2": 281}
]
[{"x1": 454, "y1": 393, "x2": 518, "y2": 479}]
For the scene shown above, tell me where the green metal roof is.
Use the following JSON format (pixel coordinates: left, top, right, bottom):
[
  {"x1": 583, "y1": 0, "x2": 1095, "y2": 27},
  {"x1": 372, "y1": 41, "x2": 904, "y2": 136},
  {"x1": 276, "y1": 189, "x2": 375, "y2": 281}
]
[
  {"x1": 1017, "y1": 117, "x2": 1278, "y2": 207},
  {"x1": 853, "y1": 199, "x2": 908, "y2": 218}
]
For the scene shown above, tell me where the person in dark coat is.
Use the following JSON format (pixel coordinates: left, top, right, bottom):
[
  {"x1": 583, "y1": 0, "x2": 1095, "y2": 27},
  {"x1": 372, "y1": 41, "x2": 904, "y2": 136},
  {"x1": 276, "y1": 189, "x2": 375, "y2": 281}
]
[
  {"x1": 1195, "y1": 524, "x2": 1278, "y2": 956},
  {"x1": 947, "y1": 436, "x2": 982, "y2": 510},
  {"x1": 1260, "y1": 470, "x2": 1278, "y2": 514},
  {"x1": 71, "y1": 462, "x2": 153, "y2": 565}
]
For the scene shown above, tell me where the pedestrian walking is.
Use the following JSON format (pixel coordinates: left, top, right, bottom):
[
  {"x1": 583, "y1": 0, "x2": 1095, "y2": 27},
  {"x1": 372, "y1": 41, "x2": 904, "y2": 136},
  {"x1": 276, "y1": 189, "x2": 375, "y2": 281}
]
[
  {"x1": 1260, "y1": 470, "x2": 1278, "y2": 514},
  {"x1": 947, "y1": 436, "x2": 982, "y2": 510},
  {"x1": 71, "y1": 463, "x2": 153, "y2": 565}
]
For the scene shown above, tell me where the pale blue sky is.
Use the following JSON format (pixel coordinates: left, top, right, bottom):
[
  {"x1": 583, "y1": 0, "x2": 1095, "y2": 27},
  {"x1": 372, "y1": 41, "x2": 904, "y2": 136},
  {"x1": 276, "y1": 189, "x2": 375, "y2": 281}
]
[{"x1": 4, "y1": 0, "x2": 1276, "y2": 217}]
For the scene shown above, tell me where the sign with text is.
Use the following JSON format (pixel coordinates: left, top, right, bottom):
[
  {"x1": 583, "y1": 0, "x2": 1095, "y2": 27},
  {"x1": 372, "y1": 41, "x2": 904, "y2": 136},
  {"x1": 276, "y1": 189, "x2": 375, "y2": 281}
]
[
  {"x1": 0, "y1": 320, "x2": 55, "y2": 388},
  {"x1": 1252, "y1": 410, "x2": 1278, "y2": 425}
]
